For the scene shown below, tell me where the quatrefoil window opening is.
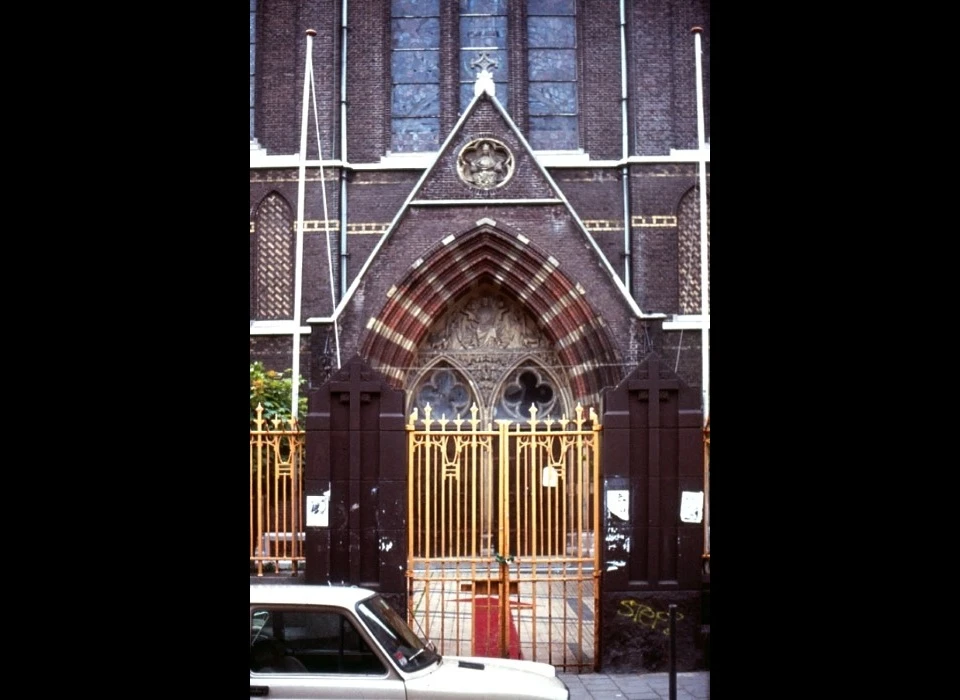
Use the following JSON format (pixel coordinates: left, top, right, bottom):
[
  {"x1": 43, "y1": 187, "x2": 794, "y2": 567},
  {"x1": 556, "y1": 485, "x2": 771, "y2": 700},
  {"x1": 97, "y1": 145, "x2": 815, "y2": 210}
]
[
  {"x1": 497, "y1": 369, "x2": 557, "y2": 421},
  {"x1": 415, "y1": 368, "x2": 472, "y2": 420},
  {"x1": 411, "y1": 366, "x2": 560, "y2": 425}
]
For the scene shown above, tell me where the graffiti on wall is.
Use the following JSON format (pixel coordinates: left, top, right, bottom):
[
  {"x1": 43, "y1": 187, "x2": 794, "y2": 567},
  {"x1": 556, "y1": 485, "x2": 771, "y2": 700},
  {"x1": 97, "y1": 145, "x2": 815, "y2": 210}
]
[{"x1": 616, "y1": 599, "x2": 684, "y2": 636}]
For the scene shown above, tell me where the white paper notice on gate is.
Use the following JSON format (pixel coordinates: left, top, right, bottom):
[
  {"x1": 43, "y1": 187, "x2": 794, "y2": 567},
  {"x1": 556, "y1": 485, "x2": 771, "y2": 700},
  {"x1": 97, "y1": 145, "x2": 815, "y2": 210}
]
[
  {"x1": 680, "y1": 490, "x2": 704, "y2": 523},
  {"x1": 607, "y1": 490, "x2": 629, "y2": 520},
  {"x1": 306, "y1": 494, "x2": 329, "y2": 527}
]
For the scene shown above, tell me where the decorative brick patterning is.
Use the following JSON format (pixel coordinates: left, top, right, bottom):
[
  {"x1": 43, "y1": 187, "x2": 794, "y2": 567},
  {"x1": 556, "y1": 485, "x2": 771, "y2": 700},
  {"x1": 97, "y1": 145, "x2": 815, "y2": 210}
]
[
  {"x1": 255, "y1": 192, "x2": 295, "y2": 320},
  {"x1": 361, "y1": 223, "x2": 622, "y2": 403},
  {"x1": 678, "y1": 186, "x2": 709, "y2": 315}
]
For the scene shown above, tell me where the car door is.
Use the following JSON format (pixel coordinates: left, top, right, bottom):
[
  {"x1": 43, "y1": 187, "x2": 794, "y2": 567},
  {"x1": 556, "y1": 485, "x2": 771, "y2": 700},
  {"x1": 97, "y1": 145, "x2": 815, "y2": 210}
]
[{"x1": 250, "y1": 605, "x2": 407, "y2": 699}]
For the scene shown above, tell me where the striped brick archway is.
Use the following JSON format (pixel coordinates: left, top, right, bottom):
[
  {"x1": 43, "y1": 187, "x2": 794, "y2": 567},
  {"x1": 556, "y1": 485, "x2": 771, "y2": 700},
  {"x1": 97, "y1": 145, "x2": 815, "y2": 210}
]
[{"x1": 360, "y1": 221, "x2": 622, "y2": 405}]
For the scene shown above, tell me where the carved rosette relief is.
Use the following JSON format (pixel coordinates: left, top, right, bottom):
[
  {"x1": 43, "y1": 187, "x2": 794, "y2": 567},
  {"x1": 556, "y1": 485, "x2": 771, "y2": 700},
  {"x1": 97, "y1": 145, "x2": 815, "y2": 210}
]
[{"x1": 457, "y1": 138, "x2": 514, "y2": 190}]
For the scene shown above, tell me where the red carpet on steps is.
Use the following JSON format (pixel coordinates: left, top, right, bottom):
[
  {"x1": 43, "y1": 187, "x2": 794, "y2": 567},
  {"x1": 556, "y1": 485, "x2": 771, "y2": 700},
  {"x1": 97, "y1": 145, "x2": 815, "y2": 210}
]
[{"x1": 472, "y1": 596, "x2": 521, "y2": 659}]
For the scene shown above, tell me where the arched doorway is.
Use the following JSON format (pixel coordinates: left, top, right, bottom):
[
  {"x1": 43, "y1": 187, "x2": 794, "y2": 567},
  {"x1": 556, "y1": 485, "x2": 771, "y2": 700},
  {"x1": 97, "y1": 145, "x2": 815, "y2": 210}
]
[
  {"x1": 401, "y1": 286, "x2": 600, "y2": 671},
  {"x1": 356, "y1": 223, "x2": 620, "y2": 671}
]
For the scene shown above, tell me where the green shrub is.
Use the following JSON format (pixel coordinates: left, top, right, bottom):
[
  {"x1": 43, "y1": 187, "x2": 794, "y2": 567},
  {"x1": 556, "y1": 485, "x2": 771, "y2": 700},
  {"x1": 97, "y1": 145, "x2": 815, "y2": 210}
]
[{"x1": 250, "y1": 362, "x2": 308, "y2": 423}]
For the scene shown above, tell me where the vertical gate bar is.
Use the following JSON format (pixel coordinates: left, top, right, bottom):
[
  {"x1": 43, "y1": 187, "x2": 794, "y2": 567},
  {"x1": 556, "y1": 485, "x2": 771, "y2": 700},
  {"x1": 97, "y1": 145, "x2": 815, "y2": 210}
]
[
  {"x1": 280, "y1": 438, "x2": 288, "y2": 560},
  {"x1": 292, "y1": 433, "x2": 300, "y2": 564},
  {"x1": 424, "y1": 418, "x2": 433, "y2": 560},
  {"x1": 547, "y1": 432, "x2": 554, "y2": 558},
  {"x1": 266, "y1": 433, "x2": 273, "y2": 564},
  {"x1": 481, "y1": 436, "x2": 488, "y2": 559},
  {"x1": 407, "y1": 416, "x2": 416, "y2": 632},
  {"x1": 251, "y1": 409, "x2": 257, "y2": 573},
  {"x1": 456, "y1": 434, "x2": 464, "y2": 558},
  {"x1": 591, "y1": 407, "x2": 602, "y2": 671},
  {"x1": 498, "y1": 420, "x2": 509, "y2": 560},
  {"x1": 575, "y1": 422, "x2": 585, "y2": 668},
  {"x1": 454, "y1": 435, "x2": 460, "y2": 557},
  {"x1": 515, "y1": 433, "x2": 523, "y2": 559},
  {"x1": 469, "y1": 422, "x2": 477, "y2": 558},
  {"x1": 528, "y1": 413, "x2": 538, "y2": 559},
  {"x1": 440, "y1": 435, "x2": 447, "y2": 560},
  {"x1": 468, "y1": 409, "x2": 478, "y2": 558},
  {"x1": 252, "y1": 406, "x2": 264, "y2": 576},
  {"x1": 290, "y1": 431, "x2": 298, "y2": 561},
  {"x1": 498, "y1": 419, "x2": 510, "y2": 658}
]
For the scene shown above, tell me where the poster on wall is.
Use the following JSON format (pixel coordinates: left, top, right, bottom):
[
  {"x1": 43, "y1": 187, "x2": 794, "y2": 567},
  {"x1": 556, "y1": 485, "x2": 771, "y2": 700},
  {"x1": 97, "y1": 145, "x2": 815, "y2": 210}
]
[
  {"x1": 607, "y1": 489, "x2": 629, "y2": 520},
  {"x1": 306, "y1": 494, "x2": 329, "y2": 527},
  {"x1": 680, "y1": 490, "x2": 704, "y2": 523}
]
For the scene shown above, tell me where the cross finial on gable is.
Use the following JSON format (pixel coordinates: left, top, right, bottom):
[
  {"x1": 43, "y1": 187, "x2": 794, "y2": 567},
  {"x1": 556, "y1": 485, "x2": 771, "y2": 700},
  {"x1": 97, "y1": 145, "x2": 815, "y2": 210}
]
[
  {"x1": 475, "y1": 68, "x2": 495, "y2": 97},
  {"x1": 470, "y1": 52, "x2": 498, "y2": 97}
]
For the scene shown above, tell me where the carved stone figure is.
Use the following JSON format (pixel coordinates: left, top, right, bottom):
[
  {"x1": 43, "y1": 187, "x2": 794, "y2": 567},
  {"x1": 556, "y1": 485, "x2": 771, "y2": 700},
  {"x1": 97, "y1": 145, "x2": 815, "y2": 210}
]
[{"x1": 457, "y1": 138, "x2": 513, "y2": 189}]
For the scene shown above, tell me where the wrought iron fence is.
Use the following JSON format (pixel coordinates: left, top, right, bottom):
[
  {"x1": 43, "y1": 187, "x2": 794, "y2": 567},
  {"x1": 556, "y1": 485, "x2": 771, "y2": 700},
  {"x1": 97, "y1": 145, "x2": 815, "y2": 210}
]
[{"x1": 250, "y1": 404, "x2": 305, "y2": 576}]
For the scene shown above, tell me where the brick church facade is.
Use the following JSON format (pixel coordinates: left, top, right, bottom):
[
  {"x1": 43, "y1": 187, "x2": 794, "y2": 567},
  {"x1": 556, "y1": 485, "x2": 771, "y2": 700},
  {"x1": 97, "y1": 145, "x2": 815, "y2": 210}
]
[{"x1": 250, "y1": 0, "x2": 710, "y2": 673}]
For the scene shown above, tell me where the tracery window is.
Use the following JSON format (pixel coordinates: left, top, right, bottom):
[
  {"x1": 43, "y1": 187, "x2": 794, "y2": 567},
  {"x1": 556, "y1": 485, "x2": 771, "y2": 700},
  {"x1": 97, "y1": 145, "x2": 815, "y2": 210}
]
[
  {"x1": 527, "y1": 0, "x2": 579, "y2": 150},
  {"x1": 409, "y1": 286, "x2": 571, "y2": 424},
  {"x1": 497, "y1": 367, "x2": 558, "y2": 421},
  {"x1": 391, "y1": 0, "x2": 441, "y2": 152},
  {"x1": 459, "y1": 0, "x2": 508, "y2": 112},
  {"x1": 390, "y1": 0, "x2": 581, "y2": 153}
]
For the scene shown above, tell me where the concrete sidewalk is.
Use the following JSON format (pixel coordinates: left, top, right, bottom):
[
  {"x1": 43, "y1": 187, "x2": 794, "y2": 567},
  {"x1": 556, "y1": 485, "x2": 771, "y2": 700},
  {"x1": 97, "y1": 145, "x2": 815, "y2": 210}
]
[{"x1": 556, "y1": 671, "x2": 709, "y2": 700}]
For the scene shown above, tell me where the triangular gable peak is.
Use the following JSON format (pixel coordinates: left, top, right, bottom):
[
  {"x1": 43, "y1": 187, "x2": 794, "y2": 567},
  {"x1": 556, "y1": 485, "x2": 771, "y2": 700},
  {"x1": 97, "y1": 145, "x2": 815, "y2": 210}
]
[
  {"x1": 325, "y1": 83, "x2": 646, "y2": 323},
  {"x1": 415, "y1": 94, "x2": 557, "y2": 202}
]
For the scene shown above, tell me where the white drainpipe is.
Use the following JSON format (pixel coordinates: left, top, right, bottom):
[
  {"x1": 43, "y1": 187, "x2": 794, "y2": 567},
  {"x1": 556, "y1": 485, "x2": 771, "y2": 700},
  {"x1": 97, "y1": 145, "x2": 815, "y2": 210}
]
[
  {"x1": 619, "y1": 0, "x2": 632, "y2": 288},
  {"x1": 692, "y1": 26, "x2": 709, "y2": 425}
]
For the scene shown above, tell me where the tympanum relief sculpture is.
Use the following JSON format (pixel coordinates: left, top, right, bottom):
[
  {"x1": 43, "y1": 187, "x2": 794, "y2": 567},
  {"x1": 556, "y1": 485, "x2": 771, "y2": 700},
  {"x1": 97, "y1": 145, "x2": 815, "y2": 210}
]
[{"x1": 410, "y1": 287, "x2": 569, "y2": 423}]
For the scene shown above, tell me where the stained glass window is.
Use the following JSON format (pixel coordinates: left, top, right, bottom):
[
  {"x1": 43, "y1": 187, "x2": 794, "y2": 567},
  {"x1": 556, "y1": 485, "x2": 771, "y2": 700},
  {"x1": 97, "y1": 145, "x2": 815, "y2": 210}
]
[
  {"x1": 459, "y1": 0, "x2": 508, "y2": 111},
  {"x1": 527, "y1": 0, "x2": 579, "y2": 150},
  {"x1": 391, "y1": 0, "x2": 441, "y2": 152}
]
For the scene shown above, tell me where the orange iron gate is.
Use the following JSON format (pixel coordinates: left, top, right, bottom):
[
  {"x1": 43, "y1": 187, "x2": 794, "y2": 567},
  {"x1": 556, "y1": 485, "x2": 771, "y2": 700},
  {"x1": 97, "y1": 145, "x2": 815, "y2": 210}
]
[
  {"x1": 406, "y1": 403, "x2": 601, "y2": 672},
  {"x1": 250, "y1": 404, "x2": 305, "y2": 576}
]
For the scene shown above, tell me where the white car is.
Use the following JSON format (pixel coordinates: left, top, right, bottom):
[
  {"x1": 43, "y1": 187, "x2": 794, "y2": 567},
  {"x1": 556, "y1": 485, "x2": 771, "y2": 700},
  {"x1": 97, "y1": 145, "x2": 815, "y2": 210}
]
[{"x1": 251, "y1": 584, "x2": 569, "y2": 699}]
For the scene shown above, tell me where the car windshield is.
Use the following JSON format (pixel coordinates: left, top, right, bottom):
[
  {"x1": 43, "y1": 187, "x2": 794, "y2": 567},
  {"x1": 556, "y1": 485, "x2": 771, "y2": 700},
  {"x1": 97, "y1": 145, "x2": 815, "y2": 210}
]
[{"x1": 357, "y1": 595, "x2": 440, "y2": 673}]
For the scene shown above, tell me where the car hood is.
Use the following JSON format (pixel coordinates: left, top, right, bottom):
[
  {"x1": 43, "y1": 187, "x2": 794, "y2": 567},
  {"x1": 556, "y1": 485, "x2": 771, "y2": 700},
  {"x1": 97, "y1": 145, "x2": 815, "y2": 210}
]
[{"x1": 403, "y1": 655, "x2": 569, "y2": 699}]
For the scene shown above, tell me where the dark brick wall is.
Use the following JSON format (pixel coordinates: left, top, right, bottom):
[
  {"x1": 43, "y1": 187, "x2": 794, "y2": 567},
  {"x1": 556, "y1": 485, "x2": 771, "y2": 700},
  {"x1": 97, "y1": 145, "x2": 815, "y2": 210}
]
[
  {"x1": 344, "y1": 170, "x2": 420, "y2": 285},
  {"x1": 255, "y1": 1, "x2": 339, "y2": 158},
  {"x1": 629, "y1": 163, "x2": 699, "y2": 314},
  {"x1": 581, "y1": 0, "x2": 627, "y2": 160},
  {"x1": 255, "y1": 0, "x2": 301, "y2": 153},
  {"x1": 344, "y1": 1, "x2": 388, "y2": 162},
  {"x1": 629, "y1": 1, "x2": 710, "y2": 155},
  {"x1": 250, "y1": 335, "x2": 309, "y2": 373},
  {"x1": 662, "y1": 330, "x2": 703, "y2": 391},
  {"x1": 552, "y1": 168, "x2": 627, "y2": 280}
]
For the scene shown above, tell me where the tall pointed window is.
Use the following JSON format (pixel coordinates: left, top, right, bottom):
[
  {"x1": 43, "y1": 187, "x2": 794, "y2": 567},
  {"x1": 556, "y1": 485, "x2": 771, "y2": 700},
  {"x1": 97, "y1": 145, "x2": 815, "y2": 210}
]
[
  {"x1": 459, "y1": 0, "x2": 508, "y2": 112},
  {"x1": 391, "y1": 0, "x2": 441, "y2": 152},
  {"x1": 253, "y1": 193, "x2": 295, "y2": 320},
  {"x1": 527, "y1": 0, "x2": 579, "y2": 150}
]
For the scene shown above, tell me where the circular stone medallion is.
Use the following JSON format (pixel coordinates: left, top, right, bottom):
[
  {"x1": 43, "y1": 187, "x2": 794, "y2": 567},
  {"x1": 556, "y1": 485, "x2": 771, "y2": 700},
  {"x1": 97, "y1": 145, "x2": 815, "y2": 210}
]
[{"x1": 457, "y1": 138, "x2": 514, "y2": 190}]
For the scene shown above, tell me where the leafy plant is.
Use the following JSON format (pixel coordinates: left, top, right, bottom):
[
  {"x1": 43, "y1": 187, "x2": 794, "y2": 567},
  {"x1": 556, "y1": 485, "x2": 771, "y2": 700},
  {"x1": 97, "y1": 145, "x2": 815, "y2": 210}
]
[{"x1": 250, "y1": 362, "x2": 308, "y2": 423}]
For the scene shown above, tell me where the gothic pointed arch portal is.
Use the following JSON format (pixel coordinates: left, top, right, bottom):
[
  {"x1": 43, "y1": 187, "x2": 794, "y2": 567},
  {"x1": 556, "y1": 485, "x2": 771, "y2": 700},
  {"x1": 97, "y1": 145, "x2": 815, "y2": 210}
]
[
  {"x1": 360, "y1": 221, "x2": 622, "y2": 419},
  {"x1": 359, "y1": 223, "x2": 613, "y2": 670}
]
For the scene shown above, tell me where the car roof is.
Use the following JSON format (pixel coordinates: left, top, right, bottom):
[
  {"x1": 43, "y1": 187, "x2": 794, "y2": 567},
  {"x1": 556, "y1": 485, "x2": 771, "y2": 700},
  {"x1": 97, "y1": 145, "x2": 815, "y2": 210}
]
[{"x1": 250, "y1": 584, "x2": 377, "y2": 607}]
